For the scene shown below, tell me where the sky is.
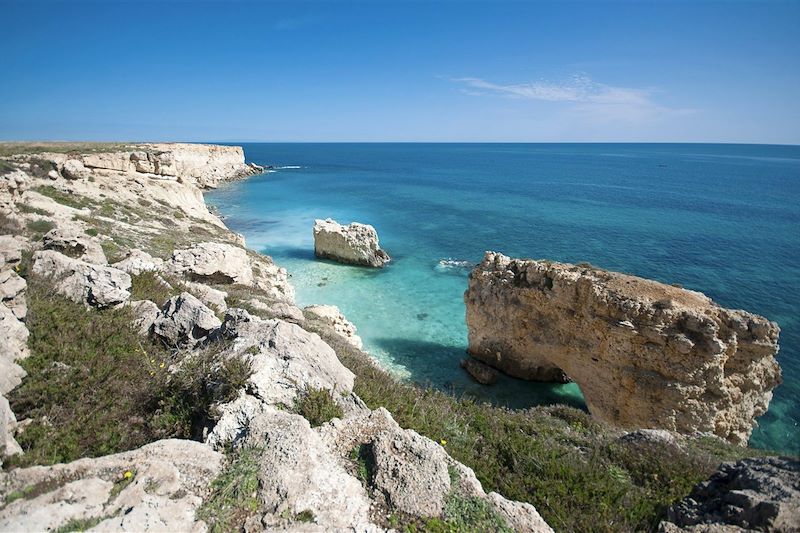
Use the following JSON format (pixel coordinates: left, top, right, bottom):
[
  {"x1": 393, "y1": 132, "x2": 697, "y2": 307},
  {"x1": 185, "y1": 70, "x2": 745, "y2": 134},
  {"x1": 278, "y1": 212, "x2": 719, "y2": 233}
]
[{"x1": 1, "y1": 0, "x2": 799, "y2": 143}]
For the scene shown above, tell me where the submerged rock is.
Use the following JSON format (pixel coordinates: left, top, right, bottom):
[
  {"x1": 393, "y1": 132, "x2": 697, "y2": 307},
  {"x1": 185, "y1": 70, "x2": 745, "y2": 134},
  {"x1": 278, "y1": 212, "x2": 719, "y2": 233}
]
[
  {"x1": 659, "y1": 456, "x2": 800, "y2": 532},
  {"x1": 465, "y1": 252, "x2": 781, "y2": 445},
  {"x1": 460, "y1": 357, "x2": 499, "y2": 385},
  {"x1": 313, "y1": 218, "x2": 390, "y2": 268}
]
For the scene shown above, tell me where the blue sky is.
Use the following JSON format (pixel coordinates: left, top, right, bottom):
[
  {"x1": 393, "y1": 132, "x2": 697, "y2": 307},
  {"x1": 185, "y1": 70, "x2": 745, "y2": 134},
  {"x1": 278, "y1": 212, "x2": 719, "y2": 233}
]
[{"x1": 2, "y1": 0, "x2": 799, "y2": 143}]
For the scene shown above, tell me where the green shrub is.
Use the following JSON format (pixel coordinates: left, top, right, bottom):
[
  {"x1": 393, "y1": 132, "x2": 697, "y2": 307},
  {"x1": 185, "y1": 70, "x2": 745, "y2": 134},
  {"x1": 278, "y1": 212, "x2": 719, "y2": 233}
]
[
  {"x1": 294, "y1": 387, "x2": 343, "y2": 427},
  {"x1": 84, "y1": 228, "x2": 99, "y2": 237},
  {"x1": 26, "y1": 218, "x2": 55, "y2": 235},
  {"x1": 33, "y1": 185, "x2": 93, "y2": 210}
]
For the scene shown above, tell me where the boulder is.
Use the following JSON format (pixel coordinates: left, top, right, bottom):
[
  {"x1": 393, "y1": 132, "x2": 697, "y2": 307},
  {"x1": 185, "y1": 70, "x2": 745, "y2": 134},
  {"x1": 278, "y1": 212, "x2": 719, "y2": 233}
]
[
  {"x1": 465, "y1": 252, "x2": 782, "y2": 445},
  {"x1": 313, "y1": 218, "x2": 390, "y2": 268},
  {"x1": 247, "y1": 298, "x2": 304, "y2": 321},
  {"x1": 129, "y1": 299, "x2": 160, "y2": 336},
  {"x1": 0, "y1": 304, "x2": 28, "y2": 395},
  {"x1": 31, "y1": 250, "x2": 131, "y2": 309},
  {"x1": 659, "y1": 457, "x2": 800, "y2": 532},
  {"x1": 217, "y1": 309, "x2": 354, "y2": 408},
  {"x1": 169, "y1": 242, "x2": 253, "y2": 285},
  {"x1": 304, "y1": 304, "x2": 363, "y2": 349},
  {"x1": 487, "y1": 492, "x2": 554, "y2": 533},
  {"x1": 111, "y1": 248, "x2": 164, "y2": 275},
  {"x1": 42, "y1": 227, "x2": 107, "y2": 264},
  {"x1": 371, "y1": 427, "x2": 452, "y2": 517},
  {"x1": 0, "y1": 235, "x2": 25, "y2": 265},
  {"x1": 0, "y1": 269, "x2": 26, "y2": 320},
  {"x1": 182, "y1": 280, "x2": 227, "y2": 312},
  {"x1": 460, "y1": 357, "x2": 498, "y2": 385},
  {"x1": 61, "y1": 158, "x2": 90, "y2": 180},
  {"x1": 0, "y1": 439, "x2": 223, "y2": 532},
  {"x1": 1, "y1": 394, "x2": 22, "y2": 460},
  {"x1": 152, "y1": 292, "x2": 221, "y2": 348}
]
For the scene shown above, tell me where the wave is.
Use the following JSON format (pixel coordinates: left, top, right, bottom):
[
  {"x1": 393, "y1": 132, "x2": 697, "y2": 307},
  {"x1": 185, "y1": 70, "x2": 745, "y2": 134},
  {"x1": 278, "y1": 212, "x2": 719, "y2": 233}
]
[
  {"x1": 434, "y1": 258, "x2": 474, "y2": 275},
  {"x1": 277, "y1": 165, "x2": 303, "y2": 169}
]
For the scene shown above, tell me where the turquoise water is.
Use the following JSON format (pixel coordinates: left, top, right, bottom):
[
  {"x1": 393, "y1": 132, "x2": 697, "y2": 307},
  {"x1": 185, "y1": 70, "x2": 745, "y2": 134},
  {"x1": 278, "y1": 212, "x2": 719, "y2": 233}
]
[{"x1": 207, "y1": 143, "x2": 800, "y2": 454}]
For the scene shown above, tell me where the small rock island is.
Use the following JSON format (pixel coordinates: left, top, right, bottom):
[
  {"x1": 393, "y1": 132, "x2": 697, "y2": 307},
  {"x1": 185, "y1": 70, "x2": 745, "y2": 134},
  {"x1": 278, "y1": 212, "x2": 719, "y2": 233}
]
[{"x1": 313, "y1": 218, "x2": 390, "y2": 267}]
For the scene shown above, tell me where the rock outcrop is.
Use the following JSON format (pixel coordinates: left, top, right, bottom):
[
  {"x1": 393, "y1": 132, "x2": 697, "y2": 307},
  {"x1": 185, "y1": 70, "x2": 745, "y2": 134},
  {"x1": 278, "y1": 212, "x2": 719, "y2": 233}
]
[
  {"x1": 659, "y1": 457, "x2": 800, "y2": 532},
  {"x1": 313, "y1": 218, "x2": 390, "y2": 267},
  {"x1": 465, "y1": 252, "x2": 782, "y2": 445},
  {"x1": 304, "y1": 304, "x2": 363, "y2": 349},
  {"x1": 0, "y1": 439, "x2": 224, "y2": 532},
  {"x1": 31, "y1": 250, "x2": 131, "y2": 309},
  {"x1": 168, "y1": 241, "x2": 253, "y2": 285},
  {"x1": 42, "y1": 227, "x2": 107, "y2": 264},
  {"x1": 152, "y1": 292, "x2": 221, "y2": 348}
]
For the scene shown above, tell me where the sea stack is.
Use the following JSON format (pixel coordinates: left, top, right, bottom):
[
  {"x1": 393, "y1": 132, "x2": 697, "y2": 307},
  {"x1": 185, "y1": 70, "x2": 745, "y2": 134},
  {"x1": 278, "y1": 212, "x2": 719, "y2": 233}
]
[
  {"x1": 313, "y1": 218, "x2": 390, "y2": 267},
  {"x1": 464, "y1": 251, "x2": 782, "y2": 445}
]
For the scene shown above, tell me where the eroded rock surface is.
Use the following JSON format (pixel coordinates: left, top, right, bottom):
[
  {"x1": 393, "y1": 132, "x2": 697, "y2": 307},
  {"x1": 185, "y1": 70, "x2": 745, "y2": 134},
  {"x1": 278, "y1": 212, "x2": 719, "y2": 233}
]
[
  {"x1": 152, "y1": 292, "x2": 221, "y2": 348},
  {"x1": 313, "y1": 218, "x2": 390, "y2": 267},
  {"x1": 659, "y1": 457, "x2": 800, "y2": 532},
  {"x1": 465, "y1": 252, "x2": 782, "y2": 445},
  {"x1": 304, "y1": 304, "x2": 363, "y2": 349},
  {"x1": 169, "y1": 241, "x2": 253, "y2": 285},
  {"x1": 0, "y1": 439, "x2": 224, "y2": 532},
  {"x1": 42, "y1": 226, "x2": 107, "y2": 264},
  {"x1": 31, "y1": 250, "x2": 131, "y2": 309}
]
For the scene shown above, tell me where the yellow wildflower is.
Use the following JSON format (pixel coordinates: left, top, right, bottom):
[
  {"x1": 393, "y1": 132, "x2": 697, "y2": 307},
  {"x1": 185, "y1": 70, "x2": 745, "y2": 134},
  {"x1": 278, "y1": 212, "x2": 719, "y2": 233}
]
[
  {"x1": 439, "y1": 439, "x2": 447, "y2": 446},
  {"x1": 159, "y1": 362, "x2": 165, "y2": 369},
  {"x1": 123, "y1": 470, "x2": 133, "y2": 480}
]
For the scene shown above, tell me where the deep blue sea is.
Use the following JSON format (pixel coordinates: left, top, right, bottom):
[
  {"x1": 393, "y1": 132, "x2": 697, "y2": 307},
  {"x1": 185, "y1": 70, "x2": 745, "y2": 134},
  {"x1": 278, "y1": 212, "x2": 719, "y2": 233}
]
[{"x1": 207, "y1": 143, "x2": 800, "y2": 454}]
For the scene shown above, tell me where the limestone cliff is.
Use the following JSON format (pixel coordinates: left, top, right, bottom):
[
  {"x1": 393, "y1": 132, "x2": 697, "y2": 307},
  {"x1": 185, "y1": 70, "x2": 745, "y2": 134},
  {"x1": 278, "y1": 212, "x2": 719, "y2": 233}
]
[{"x1": 465, "y1": 252, "x2": 782, "y2": 445}]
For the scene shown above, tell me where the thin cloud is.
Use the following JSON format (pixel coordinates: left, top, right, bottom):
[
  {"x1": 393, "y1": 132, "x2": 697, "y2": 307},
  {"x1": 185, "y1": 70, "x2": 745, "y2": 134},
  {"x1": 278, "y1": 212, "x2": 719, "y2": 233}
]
[{"x1": 451, "y1": 75, "x2": 692, "y2": 121}]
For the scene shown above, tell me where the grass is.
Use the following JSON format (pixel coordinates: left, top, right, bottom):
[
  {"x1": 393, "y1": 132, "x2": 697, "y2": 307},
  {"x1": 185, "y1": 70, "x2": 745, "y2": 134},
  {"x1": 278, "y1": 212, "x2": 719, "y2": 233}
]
[
  {"x1": 130, "y1": 271, "x2": 180, "y2": 307},
  {"x1": 0, "y1": 142, "x2": 135, "y2": 158},
  {"x1": 33, "y1": 185, "x2": 94, "y2": 210},
  {"x1": 5, "y1": 276, "x2": 251, "y2": 468},
  {"x1": 26, "y1": 218, "x2": 55, "y2": 237},
  {"x1": 17, "y1": 203, "x2": 52, "y2": 216},
  {"x1": 293, "y1": 386, "x2": 343, "y2": 427},
  {"x1": 53, "y1": 516, "x2": 105, "y2": 533},
  {"x1": 197, "y1": 447, "x2": 262, "y2": 533},
  {"x1": 302, "y1": 315, "x2": 762, "y2": 533}
]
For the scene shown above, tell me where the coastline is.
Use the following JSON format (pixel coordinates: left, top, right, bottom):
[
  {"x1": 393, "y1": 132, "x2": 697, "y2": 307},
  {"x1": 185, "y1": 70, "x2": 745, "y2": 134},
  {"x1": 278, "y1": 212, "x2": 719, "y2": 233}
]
[{"x1": 0, "y1": 142, "x2": 794, "y2": 532}]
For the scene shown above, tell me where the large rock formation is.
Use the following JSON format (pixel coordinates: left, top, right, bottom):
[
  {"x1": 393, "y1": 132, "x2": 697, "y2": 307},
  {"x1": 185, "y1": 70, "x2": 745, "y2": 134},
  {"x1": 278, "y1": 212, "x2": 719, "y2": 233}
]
[
  {"x1": 465, "y1": 252, "x2": 782, "y2": 445},
  {"x1": 313, "y1": 218, "x2": 390, "y2": 267},
  {"x1": 659, "y1": 457, "x2": 800, "y2": 532},
  {"x1": 0, "y1": 439, "x2": 223, "y2": 532}
]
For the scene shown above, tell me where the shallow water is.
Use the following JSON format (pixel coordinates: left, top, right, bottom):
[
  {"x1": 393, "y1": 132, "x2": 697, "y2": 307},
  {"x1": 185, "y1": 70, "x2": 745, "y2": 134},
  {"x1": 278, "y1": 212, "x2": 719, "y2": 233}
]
[{"x1": 207, "y1": 143, "x2": 800, "y2": 454}]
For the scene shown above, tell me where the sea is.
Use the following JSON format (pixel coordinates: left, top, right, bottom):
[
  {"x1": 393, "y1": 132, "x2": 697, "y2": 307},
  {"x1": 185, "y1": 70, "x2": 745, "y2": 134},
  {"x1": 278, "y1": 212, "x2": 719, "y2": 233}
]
[{"x1": 206, "y1": 143, "x2": 800, "y2": 455}]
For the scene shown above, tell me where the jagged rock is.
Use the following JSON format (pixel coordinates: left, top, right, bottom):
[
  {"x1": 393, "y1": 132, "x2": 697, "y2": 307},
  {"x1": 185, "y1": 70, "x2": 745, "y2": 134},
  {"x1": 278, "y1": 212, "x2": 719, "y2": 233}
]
[
  {"x1": 0, "y1": 235, "x2": 25, "y2": 265},
  {"x1": 0, "y1": 439, "x2": 223, "y2": 532},
  {"x1": 313, "y1": 218, "x2": 390, "y2": 268},
  {"x1": 31, "y1": 250, "x2": 131, "y2": 309},
  {"x1": 249, "y1": 252, "x2": 296, "y2": 303},
  {"x1": 111, "y1": 248, "x2": 164, "y2": 275},
  {"x1": 487, "y1": 492, "x2": 554, "y2": 533},
  {"x1": 460, "y1": 357, "x2": 498, "y2": 385},
  {"x1": 236, "y1": 407, "x2": 375, "y2": 531},
  {"x1": 169, "y1": 242, "x2": 253, "y2": 285},
  {"x1": 61, "y1": 158, "x2": 90, "y2": 180},
  {"x1": 129, "y1": 299, "x2": 160, "y2": 336},
  {"x1": 247, "y1": 298, "x2": 304, "y2": 321},
  {"x1": 0, "y1": 169, "x2": 29, "y2": 211},
  {"x1": 182, "y1": 280, "x2": 227, "y2": 312},
  {"x1": 0, "y1": 304, "x2": 28, "y2": 395},
  {"x1": 659, "y1": 457, "x2": 800, "y2": 532},
  {"x1": 0, "y1": 269, "x2": 26, "y2": 320},
  {"x1": 371, "y1": 427, "x2": 452, "y2": 517},
  {"x1": 1, "y1": 394, "x2": 22, "y2": 460},
  {"x1": 465, "y1": 252, "x2": 782, "y2": 445},
  {"x1": 304, "y1": 304, "x2": 363, "y2": 349},
  {"x1": 152, "y1": 292, "x2": 221, "y2": 348},
  {"x1": 217, "y1": 309, "x2": 355, "y2": 407},
  {"x1": 42, "y1": 227, "x2": 107, "y2": 264}
]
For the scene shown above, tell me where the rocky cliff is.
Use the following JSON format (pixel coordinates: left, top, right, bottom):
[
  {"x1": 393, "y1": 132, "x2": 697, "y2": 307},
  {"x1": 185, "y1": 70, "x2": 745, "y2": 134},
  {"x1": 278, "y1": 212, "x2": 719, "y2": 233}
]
[
  {"x1": 465, "y1": 252, "x2": 782, "y2": 445},
  {"x1": 0, "y1": 145, "x2": 551, "y2": 532}
]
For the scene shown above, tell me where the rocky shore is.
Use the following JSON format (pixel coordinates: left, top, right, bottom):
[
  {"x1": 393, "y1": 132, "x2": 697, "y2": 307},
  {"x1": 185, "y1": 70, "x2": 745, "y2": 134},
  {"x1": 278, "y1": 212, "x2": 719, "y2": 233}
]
[{"x1": 0, "y1": 143, "x2": 796, "y2": 532}]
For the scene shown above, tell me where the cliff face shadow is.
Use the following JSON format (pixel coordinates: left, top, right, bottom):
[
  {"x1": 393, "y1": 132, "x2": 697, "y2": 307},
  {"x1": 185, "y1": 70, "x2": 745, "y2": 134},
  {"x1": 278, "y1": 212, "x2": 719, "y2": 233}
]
[{"x1": 371, "y1": 336, "x2": 587, "y2": 412}]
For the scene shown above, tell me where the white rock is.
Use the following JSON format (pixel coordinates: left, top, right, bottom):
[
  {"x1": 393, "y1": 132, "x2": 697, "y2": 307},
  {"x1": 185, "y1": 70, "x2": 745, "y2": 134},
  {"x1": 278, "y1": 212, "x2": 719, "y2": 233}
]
[
  {"x1": 1, "y1": 394, "x2": 22, "y2": 460},
  {"x1": 487, "y1": 492, "x2": 554, "y2": 533},
  {"x1": 0, "y1": 269, "x2": 27, "y2": 320},
  {"x1": 129, "y1": 299, "x2": 160, "y2": 336},
  {"x1": 304, "y1": 304, "x2": 363, "y2": 349},
  {"x1": 169, "y1": 242, "x2": 253, "y2": 285},
  {"x1": 31, "y1": 250, "x2": 131, "y2": 309},
  {"x1": 0, "y1": 439, "x2": 224, "y2": 532},
  {"x1": 218, "y1": 309, "x2": 354, "y2": 408},
  {"x1": 152, "y1": 292, "x2": 221, "y2": 348},
  {"x1": 111, "y1": 249, "x2": 164, "y2": 275},
  {"x1": 42, "y1": 227, "x2": 107, "y2": 265},
  {"x1": 182, "y1": 280, "x2": 227, "y2": 312},
  {"x1": 61, "y1": 158, "x2": 90, "y2": 180},
  {"x1": 313, "y1": 218, "x2": 390, "y2": 268}
]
